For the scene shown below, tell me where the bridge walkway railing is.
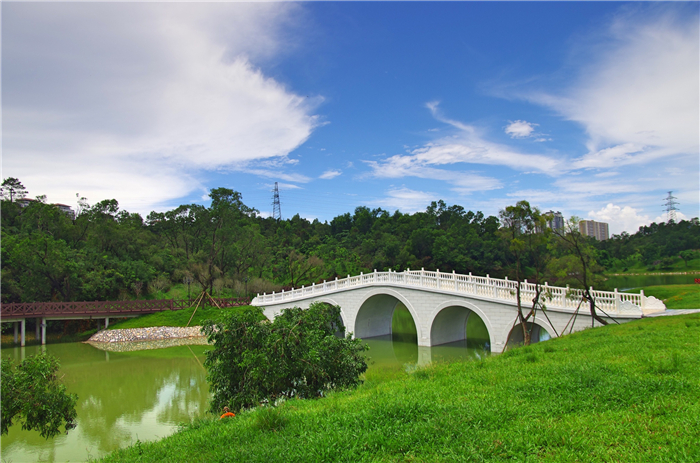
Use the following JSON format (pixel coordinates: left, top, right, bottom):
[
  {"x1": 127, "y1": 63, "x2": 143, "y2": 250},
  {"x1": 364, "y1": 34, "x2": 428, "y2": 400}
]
[{"x1": 254, "y1": 269, "x2": 661, "y2": 315}]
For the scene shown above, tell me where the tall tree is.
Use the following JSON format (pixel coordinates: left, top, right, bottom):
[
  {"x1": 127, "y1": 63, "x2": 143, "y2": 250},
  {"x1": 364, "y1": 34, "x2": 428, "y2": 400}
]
[
  {"x1": 550, "y1": 218, "x2": 608, "y2": 326},
  {"x1": 1, "y1": 177, "x2": 28, "y2": 202}
]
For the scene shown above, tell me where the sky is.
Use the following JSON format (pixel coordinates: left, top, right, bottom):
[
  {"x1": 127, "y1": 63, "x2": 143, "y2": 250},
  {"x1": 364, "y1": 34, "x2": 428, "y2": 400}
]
[{"x1": 3, "y1": 1, "x2": 699, "y2": 235}]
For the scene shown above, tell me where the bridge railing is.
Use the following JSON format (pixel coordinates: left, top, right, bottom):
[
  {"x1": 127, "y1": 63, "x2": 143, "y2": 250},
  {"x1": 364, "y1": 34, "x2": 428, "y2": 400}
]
[
  {"x1": 1, "y1": 297, "x2": 250, "y2": 319},
  {"x1": 255, "y1": 269, "x2": 653, "y2": 313}
]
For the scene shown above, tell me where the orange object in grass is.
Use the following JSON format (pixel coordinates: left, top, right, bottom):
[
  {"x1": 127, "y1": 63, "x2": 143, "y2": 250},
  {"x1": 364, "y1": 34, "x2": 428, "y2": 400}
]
[{"x1": 220, "y1": 406, "x2": 235, "y2": 419}]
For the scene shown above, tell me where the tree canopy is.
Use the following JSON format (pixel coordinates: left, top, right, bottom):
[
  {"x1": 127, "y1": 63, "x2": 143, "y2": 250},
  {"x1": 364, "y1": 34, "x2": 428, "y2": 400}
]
[
  {"x1": 2, "y1": 177, "x2": 698, "y2": 305},
  {"x1": 1, "y1": 353, "x2": 78, "y2": 438},
  {"x1": 202, "y1": 303, "x2": 368, "y2": 413}
]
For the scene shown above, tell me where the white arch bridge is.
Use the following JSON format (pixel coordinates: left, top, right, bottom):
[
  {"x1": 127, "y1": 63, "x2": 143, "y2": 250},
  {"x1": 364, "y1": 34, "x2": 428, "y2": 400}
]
[{"x1": 252, "y1": 269, "x2": 666, "y2": 353}]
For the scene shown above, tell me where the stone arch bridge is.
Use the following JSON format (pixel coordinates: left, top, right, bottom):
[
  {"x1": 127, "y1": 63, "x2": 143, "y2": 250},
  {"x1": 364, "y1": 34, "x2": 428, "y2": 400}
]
[{"x1": 252, "y1": 269, "x2": 666, "y2": 353}]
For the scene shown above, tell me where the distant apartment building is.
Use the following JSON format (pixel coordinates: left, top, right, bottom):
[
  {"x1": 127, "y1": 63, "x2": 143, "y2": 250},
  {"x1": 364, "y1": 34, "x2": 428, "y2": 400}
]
[
  {"x1": 545, "y1": 210, "x2": 564, "y2": 231},
  {"x1": 579, "y1": 220, "x2": 609, "y2": 241},
  {"x1": 54, "y1": 203, "x2": 76, "y2": 220},
  {"x1": 16, "y1": 197, "x2": 76, "y2": 220}
]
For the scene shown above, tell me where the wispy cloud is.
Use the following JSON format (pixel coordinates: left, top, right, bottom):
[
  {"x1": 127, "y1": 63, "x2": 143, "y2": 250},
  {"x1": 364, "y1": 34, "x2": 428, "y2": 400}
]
[
  {"x1": 364, "y1": 103, "x2": 561, "y2": 191},
  {"x1": 319, "y1": 169, "x2": 342, "y2": 180},
  {"x1": 370, "y1": 187, "x2": 437, "y2": 213},
  {"x1": 525, "y1": 8, "x2": 699, "y2": 169}
]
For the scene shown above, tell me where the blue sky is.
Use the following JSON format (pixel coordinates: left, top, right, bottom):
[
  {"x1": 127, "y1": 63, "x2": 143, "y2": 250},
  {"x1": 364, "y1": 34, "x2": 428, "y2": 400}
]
[{"x1": 3, "y1": 2, "x2": 698, "y2": 234}]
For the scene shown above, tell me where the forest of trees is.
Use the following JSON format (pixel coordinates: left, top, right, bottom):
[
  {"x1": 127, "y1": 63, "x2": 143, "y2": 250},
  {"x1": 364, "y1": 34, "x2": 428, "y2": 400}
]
[{"x1": 2, "y1": 177, "x2": 699, "y2": 304}]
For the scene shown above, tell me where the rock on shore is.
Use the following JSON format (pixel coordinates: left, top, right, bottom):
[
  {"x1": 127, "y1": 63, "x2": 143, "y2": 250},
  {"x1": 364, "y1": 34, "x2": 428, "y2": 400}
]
[{"x1": 88, "y1": 326, "x2": 205, "y2": 343}]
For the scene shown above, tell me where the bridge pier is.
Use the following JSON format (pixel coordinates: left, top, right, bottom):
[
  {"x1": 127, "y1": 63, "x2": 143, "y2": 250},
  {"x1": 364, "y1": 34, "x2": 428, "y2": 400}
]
[
  {"x1": 14, "y1": 322, "x2": 18, "y2": 344},
  {"x1": 105, "y1": 317, "x2": 109, "y2": 329},
  {"x1": 41, "y1": 317, "x2": 46, "y2": 345},
  {"x1": 20, "y1": 319, "x2": 25, "y2": 347},
  {"x1": 36, "y1": 318, "x2": 41, "y2": 342}
]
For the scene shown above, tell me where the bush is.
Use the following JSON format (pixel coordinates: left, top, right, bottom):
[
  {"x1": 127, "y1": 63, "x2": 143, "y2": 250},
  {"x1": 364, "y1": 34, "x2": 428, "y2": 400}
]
[
  {"x1": 1, "y1": 353, "x2": 77, "y2": 438},
  {"x1": 203, "y1": 303, "x2": 368, "y2": 413}
]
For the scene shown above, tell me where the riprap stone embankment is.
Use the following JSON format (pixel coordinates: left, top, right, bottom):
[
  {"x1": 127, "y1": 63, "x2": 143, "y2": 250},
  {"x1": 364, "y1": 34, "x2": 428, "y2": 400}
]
[{"x1": 88, "y1": 326, "x2": 205, "y2": 343}]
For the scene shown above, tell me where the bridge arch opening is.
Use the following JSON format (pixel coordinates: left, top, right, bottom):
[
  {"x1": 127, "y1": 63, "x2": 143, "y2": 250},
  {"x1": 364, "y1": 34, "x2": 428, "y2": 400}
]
[
  {"x1": 506, "y1": 322, "x2": 551, "y2": 349},
  {"x1": 430, "y1": 306, "x2": 491, "y2": 350},
  {"x1": 354, "y1": 294, "x2": 417, "y2": 342}
]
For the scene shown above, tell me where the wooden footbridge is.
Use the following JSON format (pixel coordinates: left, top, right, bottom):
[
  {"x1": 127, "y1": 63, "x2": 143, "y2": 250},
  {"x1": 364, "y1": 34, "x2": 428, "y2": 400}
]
[{"x1": 1, "y1": 297, "x2": 249, "y2": 346}]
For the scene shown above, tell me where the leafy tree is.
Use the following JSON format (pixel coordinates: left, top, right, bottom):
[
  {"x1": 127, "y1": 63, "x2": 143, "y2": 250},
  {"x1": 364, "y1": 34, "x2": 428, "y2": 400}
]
[
  {"x1": 679, "y1": 249, "x2": 700, "y2": 268},
  {"x1": 499, "y1": 201, "x2": 551, "y2": 345},
  {"x1": 1, "y1": 177, "x2": 28, "y2": 202},
  {"x1": 550, "y1": 218, "x2": 608, "y2": 326},
  {"x1": 203, "y1": 303, "x2": 368, "y2": 413},
  {"x1": 1, "y1": 353, "x2": 77, "y2": 438}
]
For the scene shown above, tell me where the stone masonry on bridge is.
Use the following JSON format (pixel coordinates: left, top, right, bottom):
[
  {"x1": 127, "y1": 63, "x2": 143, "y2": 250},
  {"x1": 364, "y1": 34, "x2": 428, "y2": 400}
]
[{"x1": 252, "y1": 269, "x2": 666, "y2": 353}]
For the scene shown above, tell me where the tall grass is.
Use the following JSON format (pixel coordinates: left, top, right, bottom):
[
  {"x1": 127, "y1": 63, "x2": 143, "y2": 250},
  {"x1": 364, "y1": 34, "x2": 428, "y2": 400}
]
[{"x1": 101, "y1": 313, "x2": 700, "y2": 462}]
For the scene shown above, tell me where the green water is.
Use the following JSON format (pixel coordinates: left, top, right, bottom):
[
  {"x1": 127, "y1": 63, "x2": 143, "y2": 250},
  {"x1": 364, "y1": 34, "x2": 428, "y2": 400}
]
[
  {"x1": 1, "y1": 343, "x2": 210, "y2": 463},
  {"x1": 603, "y1": 273, "x2": 696, "y2": 290},
  {"x1": 1, "y1": 312, "x2": 486, "y2": 462}
]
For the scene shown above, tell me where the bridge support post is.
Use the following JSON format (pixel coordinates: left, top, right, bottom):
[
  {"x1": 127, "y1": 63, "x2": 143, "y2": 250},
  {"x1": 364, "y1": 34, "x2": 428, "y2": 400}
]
[
  {"x1": 36, "y1": 318, "x2": 41, "y2": 342},
  {"x1": 20, "y1": 319, "x2": 25, "y2": 347},
  {"x1": 105, "y1": 318, "x2": 109, "y2": 329},
  {"x1": 41, "y1": 317, "x2": 46, "y2": 345},
  {"x1": 14, "y1": 322, "x2": 18, "y2": 344}
]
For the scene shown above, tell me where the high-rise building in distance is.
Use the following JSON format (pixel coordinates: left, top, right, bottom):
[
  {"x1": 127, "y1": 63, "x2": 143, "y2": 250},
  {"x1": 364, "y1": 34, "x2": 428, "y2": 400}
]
[
  {"x1": 579, "y1": 220, "x2": 609, "y2": 241},
  {"x1": 545, "y1": 211, "x2": 564, "y2": 231}
]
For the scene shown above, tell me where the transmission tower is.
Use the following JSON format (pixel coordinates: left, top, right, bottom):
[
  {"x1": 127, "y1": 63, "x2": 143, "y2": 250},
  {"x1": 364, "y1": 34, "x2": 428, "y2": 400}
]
[
  {"x1": 663, "y1": 191, "x2": 679, "y2": 223},
  {"x1": 272, "y1": 182, "x2": 282, "y2": 221}
]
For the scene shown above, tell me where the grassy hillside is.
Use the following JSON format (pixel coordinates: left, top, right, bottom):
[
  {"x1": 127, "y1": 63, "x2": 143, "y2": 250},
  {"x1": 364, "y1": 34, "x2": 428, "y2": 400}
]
[
  {"x1": 106, "y1": 305, "x2": 253, "y2": 330},
  {"x1": 101, "y1": 313, "x2": 700, "y2": 462},
  {"x1": 625, "y1": 285, "x2": 700, "y2": 310}
]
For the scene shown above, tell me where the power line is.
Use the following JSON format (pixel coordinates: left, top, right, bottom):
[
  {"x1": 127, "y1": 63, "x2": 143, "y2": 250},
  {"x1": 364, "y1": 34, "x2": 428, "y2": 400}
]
[{"x1": 663, "y1": 191, "x2": 679, "y2": 223}]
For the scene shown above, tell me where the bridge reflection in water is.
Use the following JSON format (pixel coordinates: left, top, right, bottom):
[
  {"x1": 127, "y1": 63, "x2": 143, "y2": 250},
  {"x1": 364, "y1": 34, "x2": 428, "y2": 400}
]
[{"x1": 361, "y1": 301, "x2": 492, "y2": 370}]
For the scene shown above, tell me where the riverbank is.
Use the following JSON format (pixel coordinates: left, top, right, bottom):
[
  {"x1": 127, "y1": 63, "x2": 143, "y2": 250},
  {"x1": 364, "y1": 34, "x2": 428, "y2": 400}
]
[
  {"x1": 606, "y1": 270, "x2": 700, "y2": 276},
  {"x1": 88, "y1": 325, "x2": 205, "y2": 343},
  {"x1": 100, "y1": 313, "x2": 700, "y2": 462}
]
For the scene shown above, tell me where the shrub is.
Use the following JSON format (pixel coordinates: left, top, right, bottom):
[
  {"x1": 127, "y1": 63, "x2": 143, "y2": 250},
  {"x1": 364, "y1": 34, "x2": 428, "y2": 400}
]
[
  {"x1": 203, "y1": 303, "x2": 368, "y2": 413},
  {"x1": 1, "y1": 353, "x2": 77, "y2": 438}
]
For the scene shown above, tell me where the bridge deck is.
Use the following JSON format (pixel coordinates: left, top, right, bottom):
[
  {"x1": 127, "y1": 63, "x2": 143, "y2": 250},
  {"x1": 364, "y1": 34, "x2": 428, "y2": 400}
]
[{"x1": 253, "y1": 269, "x2": 665, "y2": 316}]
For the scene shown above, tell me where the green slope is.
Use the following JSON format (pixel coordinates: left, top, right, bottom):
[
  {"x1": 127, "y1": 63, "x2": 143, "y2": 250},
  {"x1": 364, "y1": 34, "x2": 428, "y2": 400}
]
[{"x1": 101, "y1": 314, "x2": 700, "y2": 463}]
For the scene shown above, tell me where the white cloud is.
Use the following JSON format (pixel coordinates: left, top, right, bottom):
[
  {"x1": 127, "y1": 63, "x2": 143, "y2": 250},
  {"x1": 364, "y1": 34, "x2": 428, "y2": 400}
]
[
  {"x1": 505, "y1": 120, "x2": 538, "y2": 138},
  {"x1": 587, "y1": 202, "x2": 690, "y2": 235},
  {"x1": 527, "y1": 8, "x2": 699, "y2": 169},
  {"x1": 588, "y1": 203, "x2": 652, "y2": 234},
  {"x1": 364, "y1": 157, "x2": 502, "y2": 194},
  {"x1": 653, "y1": 212, "x2": 689, "y2": 224},
  {"x1": 364, "y1": 103, "x2": 560, "y2": 192},
  {"x1": 273, "y1": 183, "x2": 303, "y2": 190},
  {"x1": 3, "y1": 3, "x2": 320, "y2": 214},
  {"x1": 319, "y1": 170, "x2": 342, "y2": 180},
  {"x1": 371, "y1": 187, "x2": 437, "y2": 213}
]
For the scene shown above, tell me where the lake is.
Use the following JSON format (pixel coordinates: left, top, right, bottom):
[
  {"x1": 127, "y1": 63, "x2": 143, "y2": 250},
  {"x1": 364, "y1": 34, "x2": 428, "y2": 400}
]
[
  {"x1": 1, "y1": 335, "x2": 487, "y2": 462},
  {"x1": 603, "y1": 273, "x2": 698, "y2": 291}
]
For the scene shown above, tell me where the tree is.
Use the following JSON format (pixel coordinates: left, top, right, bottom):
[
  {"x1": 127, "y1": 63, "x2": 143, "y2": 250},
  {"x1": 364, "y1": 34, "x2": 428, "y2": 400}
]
[
  {"x1": 550, "y1": 217, "x2": 608, "y2": 326},
  {"x1": 499, "y1": 201, "x2": 551, "y2": 345},
  {"x1": 679, "y1": 249, "x2": 700, "y2": 268},
  {"x1": 1, "y1": 353, "x2": 77, "y2": 438},
  {"x1": 1, "y1": 177, "x2": 28, "y2": 202},
  {"x1": 202, "y1": 303, "x2": 368, "y2": 413}
]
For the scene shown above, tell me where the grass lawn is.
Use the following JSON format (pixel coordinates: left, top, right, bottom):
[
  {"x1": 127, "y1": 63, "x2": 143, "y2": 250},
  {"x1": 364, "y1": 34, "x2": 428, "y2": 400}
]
[
  {"x1": 100, "y1": 313, "x2": 700, "y2": 463},
  {"x1": 106, "y1": 305, "x2": 253, "y2": 330},
  {"x1": 625, "y1": 285, "x2": 700, "y2": 310}
]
